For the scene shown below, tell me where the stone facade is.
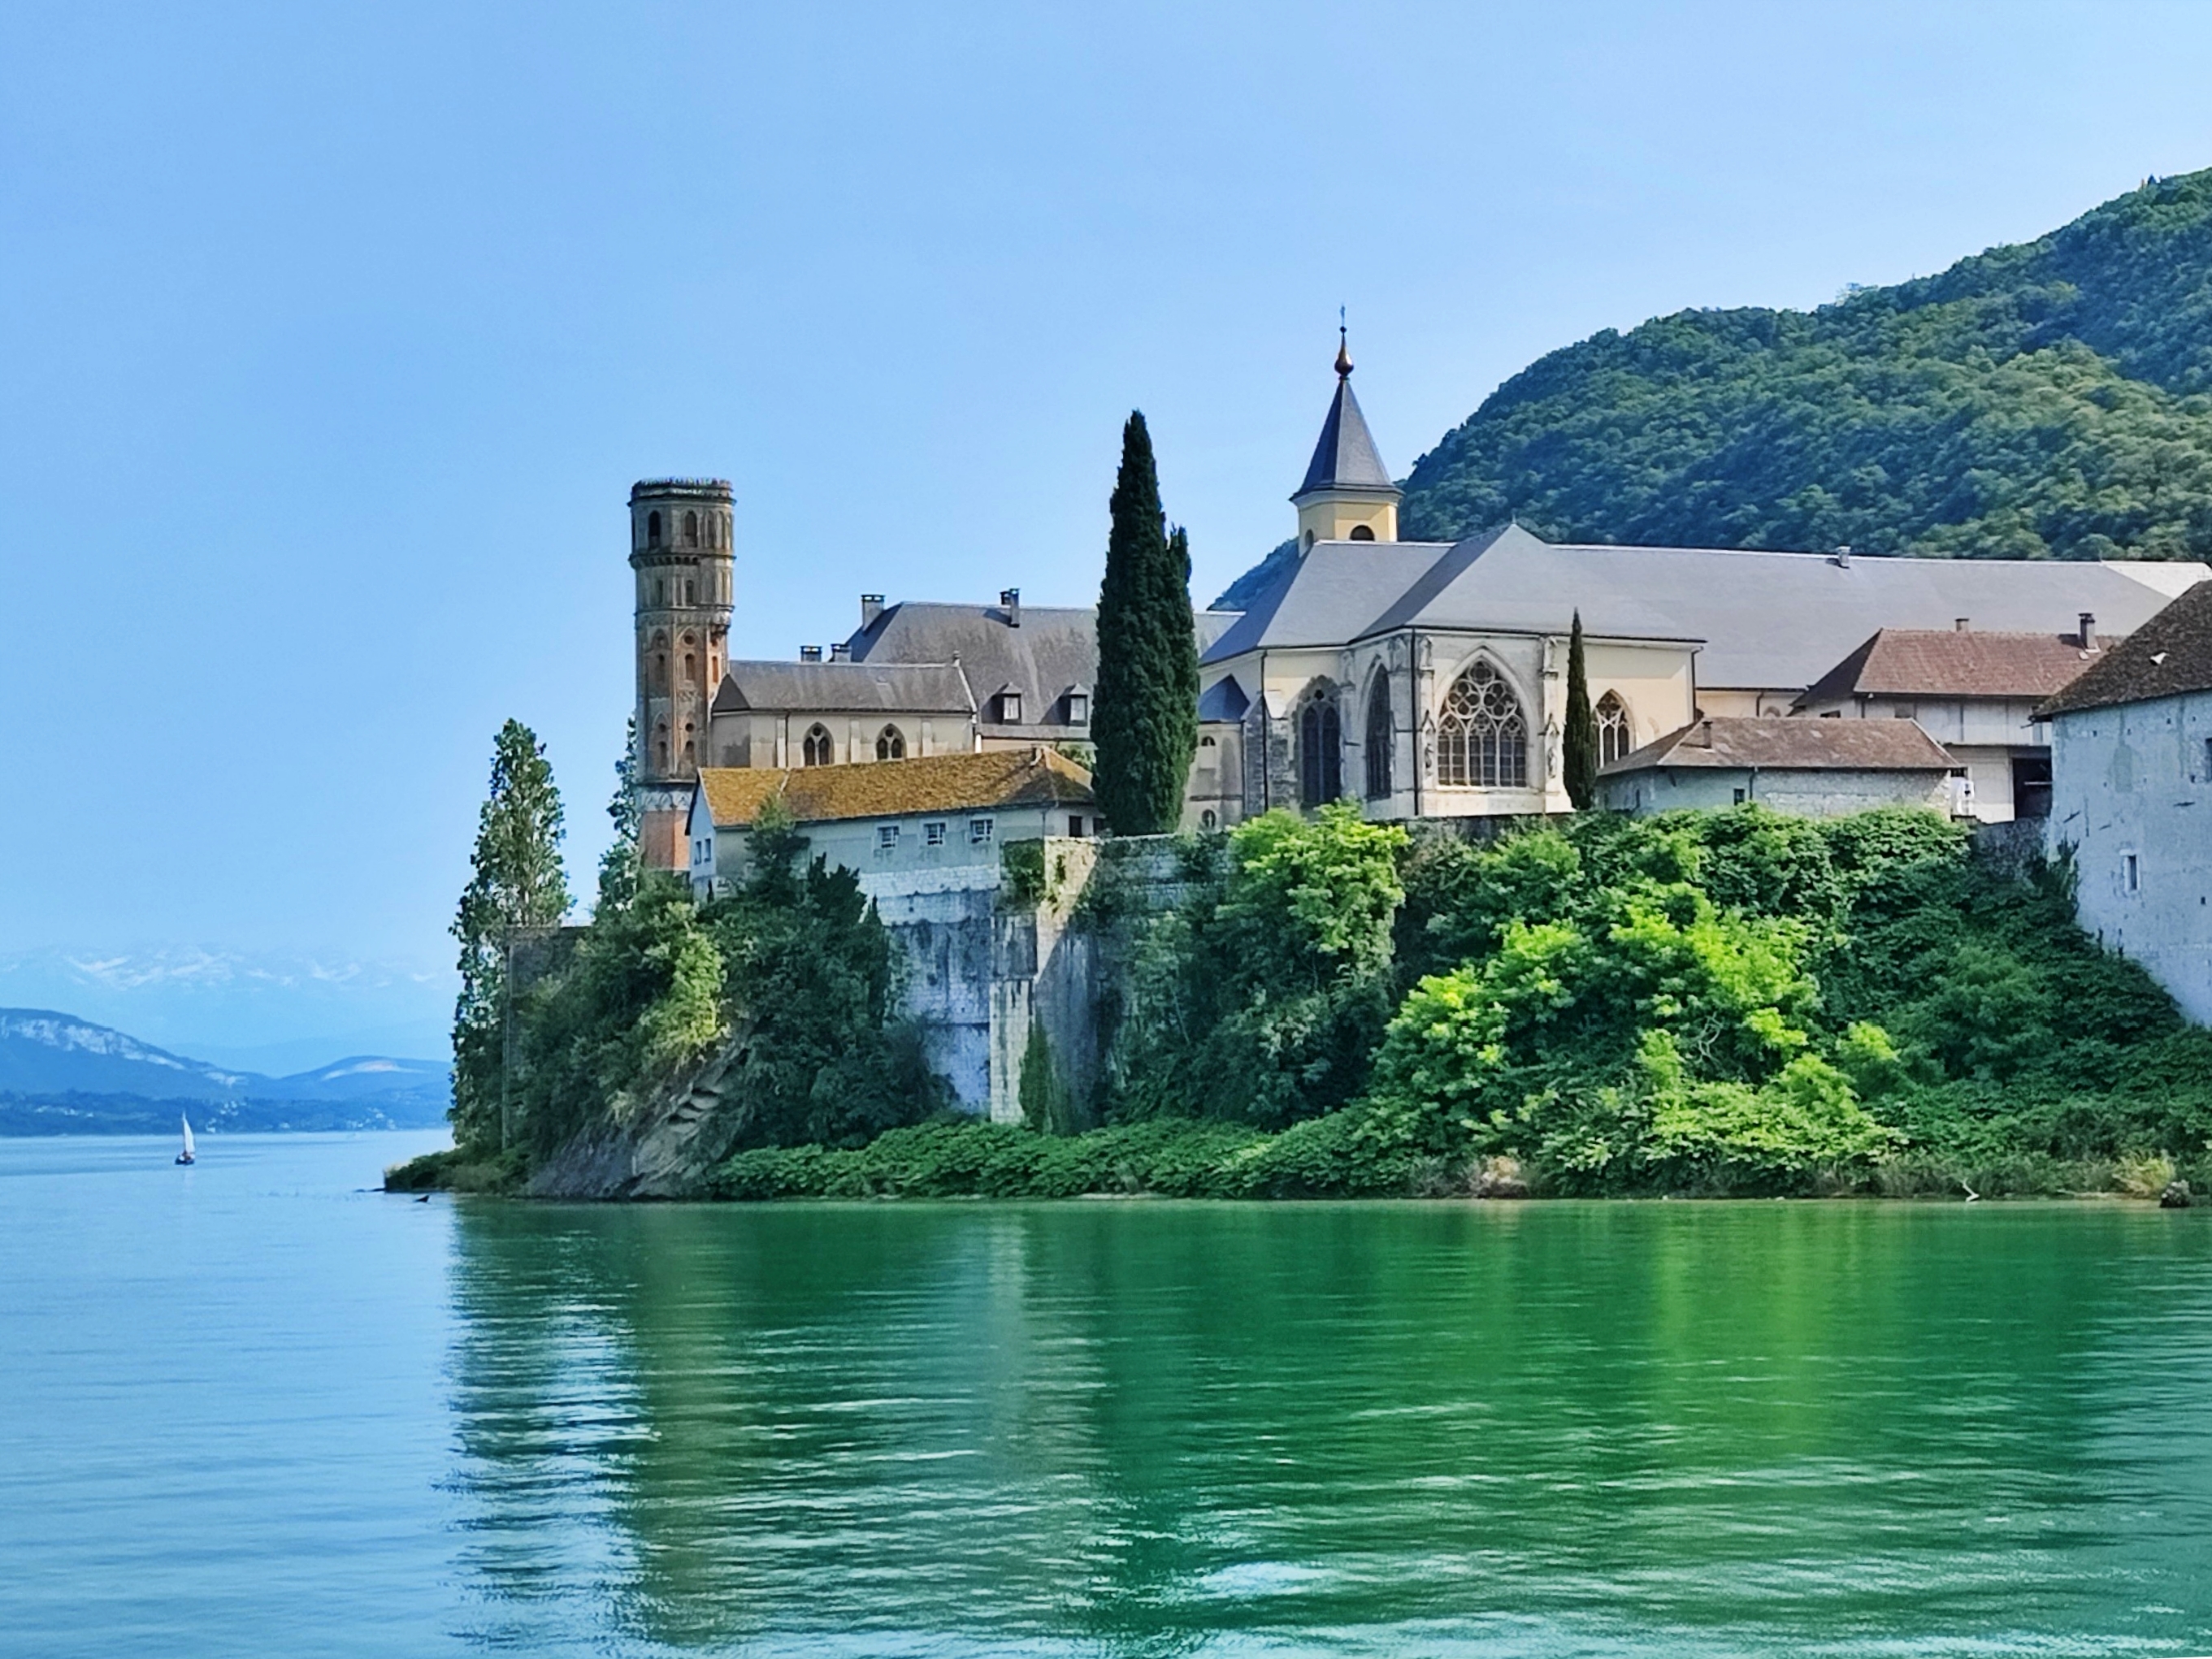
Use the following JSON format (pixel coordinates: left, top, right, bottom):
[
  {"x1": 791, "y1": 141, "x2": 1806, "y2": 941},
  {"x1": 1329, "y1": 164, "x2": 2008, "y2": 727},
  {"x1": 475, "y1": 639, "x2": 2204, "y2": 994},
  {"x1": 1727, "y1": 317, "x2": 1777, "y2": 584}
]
[{"x1": 2047, "y1": 689, "x2": 2212, "y2": 1024}]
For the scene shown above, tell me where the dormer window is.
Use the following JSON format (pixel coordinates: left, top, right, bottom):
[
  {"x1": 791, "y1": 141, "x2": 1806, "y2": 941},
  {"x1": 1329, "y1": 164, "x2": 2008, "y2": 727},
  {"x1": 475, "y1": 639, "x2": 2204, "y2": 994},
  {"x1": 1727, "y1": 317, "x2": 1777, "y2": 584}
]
[
  {"x1": 1000, "y1": 690, "x2": 1022, "y2": 724},
  {"x1": 1066, "y1": 691, "x2": 1089, "y2": 725}
]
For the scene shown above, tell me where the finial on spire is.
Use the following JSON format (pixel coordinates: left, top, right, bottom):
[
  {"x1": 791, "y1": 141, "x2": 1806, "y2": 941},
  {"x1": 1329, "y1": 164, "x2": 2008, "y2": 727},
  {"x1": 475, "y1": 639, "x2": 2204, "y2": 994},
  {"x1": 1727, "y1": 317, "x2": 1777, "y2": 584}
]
[{"x1": 1335, "y1": 306, "x2": 1352, "y2": 379}]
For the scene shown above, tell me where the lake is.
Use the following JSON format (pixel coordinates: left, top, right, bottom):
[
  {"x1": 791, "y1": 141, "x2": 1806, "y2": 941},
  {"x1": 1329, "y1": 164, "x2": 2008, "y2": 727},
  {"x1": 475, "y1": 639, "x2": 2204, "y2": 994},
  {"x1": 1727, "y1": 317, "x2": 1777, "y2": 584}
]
[{"x1": 5, "y1": 1134, "x2": 2212, "y2": 1657}]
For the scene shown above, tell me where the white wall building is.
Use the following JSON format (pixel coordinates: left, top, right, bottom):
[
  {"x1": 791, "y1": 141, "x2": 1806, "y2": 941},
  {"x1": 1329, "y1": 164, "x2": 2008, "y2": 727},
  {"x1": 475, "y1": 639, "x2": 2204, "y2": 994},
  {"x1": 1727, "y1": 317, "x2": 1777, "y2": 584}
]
[
  {"x1": 2043, "y1": 580, "x2": 2212, "y2": 1024},
  {"x1": 686, "y1": 747, "x2": 1098, "y2": 900},
  {"x1": 1598, "y1": 717, "x2": 1956, "y2": 818}
]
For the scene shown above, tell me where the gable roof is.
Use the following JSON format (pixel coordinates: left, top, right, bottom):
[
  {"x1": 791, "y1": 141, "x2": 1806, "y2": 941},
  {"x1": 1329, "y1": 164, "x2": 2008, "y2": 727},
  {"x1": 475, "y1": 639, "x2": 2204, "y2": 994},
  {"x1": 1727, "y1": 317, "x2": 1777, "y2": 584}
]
[
  {"x1": 1600, "y1": 717, "x2": 1955, "y2": 776},
  {"x1": 1295, "y1": 374, "x2": 1398, "y2": 500},
  {"x1": 713, "y1": 660, "x2": 974, "y2": 715},
  {"x1": 694, "y1": 747, "x2": 1094, "y2": 829},
  {"x1": 1202, "y1": 538, "x2": 1454, "y2": 659},
  {"x1": 1204, "y1": 523, "x2": 2205, "y2": 692},
  {"x1": 1796, "y1": 629, "x2": 2101, "y2": 707},
  {"x1": 843, "y1": 599, "x2": 1238, "y2": 732},
  {"x1": 1197, "y1": 674, "x2": 1250, "y2": 722},
  {"x1": 2038, "y1": 579, "x2": 2212, "y2": 717}
]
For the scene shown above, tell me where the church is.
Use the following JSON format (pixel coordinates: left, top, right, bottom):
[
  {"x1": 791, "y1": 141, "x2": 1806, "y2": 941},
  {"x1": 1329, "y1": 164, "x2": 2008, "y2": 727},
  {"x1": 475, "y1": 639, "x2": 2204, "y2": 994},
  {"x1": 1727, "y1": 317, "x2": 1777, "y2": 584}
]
[{"x1": 626, "y1": 343, "x2": 2205, "y2": 865}]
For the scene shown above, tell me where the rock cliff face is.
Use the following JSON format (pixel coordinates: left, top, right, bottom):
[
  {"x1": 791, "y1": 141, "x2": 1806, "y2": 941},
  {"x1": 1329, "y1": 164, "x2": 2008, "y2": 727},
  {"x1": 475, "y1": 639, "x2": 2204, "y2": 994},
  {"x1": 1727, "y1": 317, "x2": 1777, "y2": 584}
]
[
  {"x1": 517, "y1": 836, "x2": 1200, "y2": 1198},
  {"x1": 524, "y1": 1024, "x2": 757, "y2": 1199}
]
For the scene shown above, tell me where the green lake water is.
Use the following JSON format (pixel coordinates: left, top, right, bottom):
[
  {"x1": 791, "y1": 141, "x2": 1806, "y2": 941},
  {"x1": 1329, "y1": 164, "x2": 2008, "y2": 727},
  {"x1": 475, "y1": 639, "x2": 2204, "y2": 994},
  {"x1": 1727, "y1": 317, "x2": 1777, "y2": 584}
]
[{"x1": 7, "y1": 1133, "x2": 2212, "y2": 1656}]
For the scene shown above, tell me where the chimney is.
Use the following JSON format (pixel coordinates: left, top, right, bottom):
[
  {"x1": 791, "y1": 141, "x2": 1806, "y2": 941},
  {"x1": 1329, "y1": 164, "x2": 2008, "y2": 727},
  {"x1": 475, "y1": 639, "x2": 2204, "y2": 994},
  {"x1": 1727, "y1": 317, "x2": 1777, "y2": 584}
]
[
  {"x1": 1954, "y1": 617, "x2": 1971, "y2": 632},
  {"x1": 1698, "y1": 719, "x2": 1715, "y2": 748},
  {"x1": 1832, "y1": 544, "x2": 1852, "y2": 569},
  {"x1": 2078, "y1": 613, "x2": 2097, "y2": 651},
  {"x1": 828, "y1": 643, "x2": 851, "y2": 662},
  {"x1": 800, "y1": 645, "x2": 822, "y2": 664},
  {"x1": 1000, "y1": 587, "x2": 1021, "y2": 627},
  {"x1": 860, "y1": 594, "x2": 884, "y2": 629}
]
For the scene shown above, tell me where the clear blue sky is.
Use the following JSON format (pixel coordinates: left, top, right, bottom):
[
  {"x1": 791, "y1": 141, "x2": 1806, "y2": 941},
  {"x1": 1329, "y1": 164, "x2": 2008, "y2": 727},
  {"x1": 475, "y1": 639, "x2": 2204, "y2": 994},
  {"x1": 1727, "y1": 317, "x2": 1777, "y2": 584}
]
[{"x1": 3, "y1": 0, "x2": 2210, "y2": 1058}]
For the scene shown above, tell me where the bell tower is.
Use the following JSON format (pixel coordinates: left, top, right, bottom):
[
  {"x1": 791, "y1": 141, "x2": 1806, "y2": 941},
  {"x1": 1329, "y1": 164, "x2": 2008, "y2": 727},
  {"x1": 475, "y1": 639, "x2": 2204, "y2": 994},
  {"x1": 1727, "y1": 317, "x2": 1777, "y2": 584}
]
[
  {"x1": 1291, "y1": 330, "x2": 1401, "y2": 551},
  {"x1": 628, "y1": 478, "x2": 735, "y2": 870}
]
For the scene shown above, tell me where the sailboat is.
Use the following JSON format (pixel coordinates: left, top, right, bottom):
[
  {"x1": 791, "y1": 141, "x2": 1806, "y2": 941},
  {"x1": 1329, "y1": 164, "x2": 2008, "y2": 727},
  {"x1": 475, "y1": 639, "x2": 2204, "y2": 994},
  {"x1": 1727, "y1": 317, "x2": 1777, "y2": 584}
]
[{"x1": 176, "y1": 1115, "x2": 196, "y2": 1166}]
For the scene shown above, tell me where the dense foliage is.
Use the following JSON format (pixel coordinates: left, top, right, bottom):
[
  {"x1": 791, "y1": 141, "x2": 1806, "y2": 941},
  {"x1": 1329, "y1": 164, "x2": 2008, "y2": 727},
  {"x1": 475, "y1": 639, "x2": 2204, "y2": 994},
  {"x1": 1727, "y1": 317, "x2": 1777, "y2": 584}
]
[
  {"x1": 1109, "y1": 803, "x2": 1406, "y2": 1128},
  {"x1": 403, "y1": 800, "x2": 943, "y2": 1191},
  {"x1": 449, "y1": 720, "x2": 570, "y2": 1157},
  {"x1": 1216, "y1": 171, "x2": 2212, "y2": 609},
  {"x1": 1094, "y1": 412, "x2": 1200, "y2": 834},
  {"x1": 713, "y1": 803, "x2": 2212, "y2": 1202}
]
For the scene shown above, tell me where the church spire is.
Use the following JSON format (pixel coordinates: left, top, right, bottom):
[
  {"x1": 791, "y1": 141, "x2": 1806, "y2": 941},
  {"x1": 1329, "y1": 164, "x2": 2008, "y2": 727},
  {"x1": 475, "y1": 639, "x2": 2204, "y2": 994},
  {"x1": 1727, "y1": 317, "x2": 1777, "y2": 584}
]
[{"x1": 1291, "y1": 327, "x2": 1400, "y2": 549}]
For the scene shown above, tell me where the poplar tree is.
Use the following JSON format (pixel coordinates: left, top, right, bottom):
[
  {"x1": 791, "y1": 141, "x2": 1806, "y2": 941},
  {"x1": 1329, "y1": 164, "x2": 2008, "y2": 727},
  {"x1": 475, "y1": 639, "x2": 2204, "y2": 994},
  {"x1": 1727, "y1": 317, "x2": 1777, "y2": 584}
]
[
  {"x1": 1094, "y1": 411, "x2": 1199, "y2": 834},
  {"x1": 1564, "y1": 610, "x2": 1598, "y2": 811},
  {"x1": 450, "y1": 719, "x2": 570, "y2": 1154},
  {"x1": 596, "y1": 717, "x2": 641, "y2": 916}
]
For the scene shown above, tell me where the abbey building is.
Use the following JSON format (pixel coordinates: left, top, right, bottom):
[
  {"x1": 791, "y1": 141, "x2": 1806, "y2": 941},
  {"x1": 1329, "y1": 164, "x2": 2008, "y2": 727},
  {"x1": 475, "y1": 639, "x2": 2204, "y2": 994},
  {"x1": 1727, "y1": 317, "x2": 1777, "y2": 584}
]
[{"x1": 630, "y1": 344, "x2": 2207, "y2": 866}]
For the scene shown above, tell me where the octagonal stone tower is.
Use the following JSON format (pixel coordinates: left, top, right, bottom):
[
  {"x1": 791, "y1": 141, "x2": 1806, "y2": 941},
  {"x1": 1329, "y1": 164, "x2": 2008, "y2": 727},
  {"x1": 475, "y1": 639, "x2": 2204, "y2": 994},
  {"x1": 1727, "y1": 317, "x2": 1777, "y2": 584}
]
[{"x1": 630, "y1": 478, "x2": 734, "y2": 870}]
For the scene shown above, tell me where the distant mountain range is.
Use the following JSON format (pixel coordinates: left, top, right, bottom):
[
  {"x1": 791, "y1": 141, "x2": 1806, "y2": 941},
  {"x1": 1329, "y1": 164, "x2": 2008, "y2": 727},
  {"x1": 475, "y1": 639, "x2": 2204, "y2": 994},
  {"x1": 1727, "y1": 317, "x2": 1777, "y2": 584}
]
[
  {"x1": 1217, "y1": 167, "x2": 2212, "y2": 610},
  {"x1": 0, "y1": 1008, "x2": 451, "y2": 1135}
]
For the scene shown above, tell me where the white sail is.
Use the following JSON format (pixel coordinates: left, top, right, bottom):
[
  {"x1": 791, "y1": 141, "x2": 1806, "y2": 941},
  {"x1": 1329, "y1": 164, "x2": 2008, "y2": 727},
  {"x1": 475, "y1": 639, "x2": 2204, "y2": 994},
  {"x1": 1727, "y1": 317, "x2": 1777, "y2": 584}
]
[{"x1": 180, "y1": 1115, "x2": 195, "y2": 1158}]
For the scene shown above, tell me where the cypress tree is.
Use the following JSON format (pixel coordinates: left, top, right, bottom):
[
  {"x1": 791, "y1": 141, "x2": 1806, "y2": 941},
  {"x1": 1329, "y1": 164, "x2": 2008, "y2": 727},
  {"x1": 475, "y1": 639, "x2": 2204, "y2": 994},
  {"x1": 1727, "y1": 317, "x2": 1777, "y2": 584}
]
[
  {"x1": 1564, "y1": 609, "x2": 1598, "y2": 810},
  {"x1": 1094, "y1": 412, "x2": 1199, "y2": 834},
  {"x1": 450, "y1": 719, "x2": 571, "y2": 1155}
]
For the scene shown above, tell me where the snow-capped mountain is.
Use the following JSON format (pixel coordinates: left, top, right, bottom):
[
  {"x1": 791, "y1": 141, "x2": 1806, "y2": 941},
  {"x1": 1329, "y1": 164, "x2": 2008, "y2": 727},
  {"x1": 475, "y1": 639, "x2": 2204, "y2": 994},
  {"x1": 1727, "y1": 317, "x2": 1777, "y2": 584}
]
[{"x1": 0, "y1": 1009, "x2": 451, "y2": 1133}]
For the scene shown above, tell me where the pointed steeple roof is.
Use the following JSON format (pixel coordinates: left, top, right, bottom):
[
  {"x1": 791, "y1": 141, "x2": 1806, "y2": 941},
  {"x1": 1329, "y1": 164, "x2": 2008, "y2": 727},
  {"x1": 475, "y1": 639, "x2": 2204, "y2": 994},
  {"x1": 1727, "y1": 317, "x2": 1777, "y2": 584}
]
[{"x1": 1293, "y1": 331, "x2": 1399, "y2": 501}]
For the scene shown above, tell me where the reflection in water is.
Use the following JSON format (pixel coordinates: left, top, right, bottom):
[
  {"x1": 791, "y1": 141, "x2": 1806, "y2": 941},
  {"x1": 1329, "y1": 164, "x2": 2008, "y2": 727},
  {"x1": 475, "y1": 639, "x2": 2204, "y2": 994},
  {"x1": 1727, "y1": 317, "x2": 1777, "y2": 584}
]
[{"x1": 444, "y1": 1202, "x2": 2212, "y2": 1656}]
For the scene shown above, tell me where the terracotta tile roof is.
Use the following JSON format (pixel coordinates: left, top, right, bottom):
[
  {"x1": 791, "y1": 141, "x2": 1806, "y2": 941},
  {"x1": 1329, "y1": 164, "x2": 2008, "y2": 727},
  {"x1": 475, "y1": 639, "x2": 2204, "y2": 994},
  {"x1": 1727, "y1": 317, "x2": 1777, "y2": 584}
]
[
  {"x1": 2037, "y1": 580, "x2": 2212, "y2": 717},
  {"x1": 1600, "y1": 717, "x2": 1955, "y2": 776},
  {"x1": 694, "y1": 747, "x2": 1094, "y2": 828},
  {"x1": 1797, "y1": 628, "x2": 2101, "y2": 706}
]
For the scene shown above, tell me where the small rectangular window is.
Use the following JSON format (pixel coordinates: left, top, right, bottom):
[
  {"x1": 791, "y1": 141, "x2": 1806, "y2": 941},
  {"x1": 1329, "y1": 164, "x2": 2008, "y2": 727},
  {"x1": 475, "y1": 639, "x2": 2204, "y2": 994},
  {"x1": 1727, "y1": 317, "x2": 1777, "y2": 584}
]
[
  {"x1": 877, "y1": 824, "x2": 899, "y2": 852},
  {"x1": 925, "y1": 821, "x2": 946, "y2": 847},
  {"x1": 1067, "y1": 692, "x2": 1089, "y2": 725},
  {"x1": 1732, "y1": 787, "x2": 1746, "y2": 805},
  {"x1": 2125, "y1": 852, "x2": 2140, "y2": 893},
  {"x1": 1000, "y1": 692, "x2": 1022, "y2": 724},
  {"x1": 2202, "y1": 736, "x2": 2211, "y2": 780},
  {"x1": 1068, "y1": 814, "x2": 1086, "y2": 838},
  {"x1": 969, "y1": 817, "x2": 995, "y2": 846}
]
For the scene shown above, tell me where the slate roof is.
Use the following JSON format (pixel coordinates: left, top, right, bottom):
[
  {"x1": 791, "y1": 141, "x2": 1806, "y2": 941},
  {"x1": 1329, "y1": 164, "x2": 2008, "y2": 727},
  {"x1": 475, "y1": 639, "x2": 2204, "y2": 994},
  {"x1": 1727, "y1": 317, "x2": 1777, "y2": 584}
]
[
  {"x1": 1197, "y1": 674, "x2": 1250, "y2": 722},
  {"x1": 842, "y1": 600, "x2": 1238, "y2": 733},
  {"x1": 695, "y1": 747, "x2": 1095, "y2": 828},
  {"x1": 2038, "y1": 579, "x2": 2212, "y2": 717},
  {"x1": 1796, "y1": 630, "x2": 2101, "y2": 707},
  {"x1": 1295, "y1": 375, "x2": 1398, "y2": 499},
  {"x1": 1204, "y1": 523, "x2": 2206, "y2": 693},
  {"x1": 713, "y1": 660, "x2": 974, "y2": 715},
  {"x1": 1599, "y1": 717, "x2": 1956, "y2": 776}
]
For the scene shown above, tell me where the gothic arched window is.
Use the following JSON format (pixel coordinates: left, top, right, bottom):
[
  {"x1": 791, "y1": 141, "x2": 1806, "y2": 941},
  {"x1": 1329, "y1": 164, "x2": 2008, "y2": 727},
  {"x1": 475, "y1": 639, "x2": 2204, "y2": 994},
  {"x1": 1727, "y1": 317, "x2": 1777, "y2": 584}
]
[
  {"x1": 647, "y1": 510, "x2": 661, "y2": 547},
  {"x1": 684, "y1": 510, "x2": 700, "y2": 547},
  {"x1": 1596, "y1": 691, "x2": 1633, "y2": 765},
  {"x1": 875, "y1": 725, "x2": 905, "y2": 760},
  {"x1": 1299, "y1": 695, "x2": 1342, "y2": 807},
  {"x1": 682, "y1": 652, "x2": 694, "y2": 684},
  {"x1": 653, "y1": 721, "x2": 669, "y2": 772},
  {"x1": 653, "y1": 653, "x2": 668, "y2": 692},
  {"x1": 1364, "y1": 673, "x2": 1393, "y2": 799},
  {"x1": 1438, "y1": 660, "x2": 1528, "y2": 788},
  {"x1": 802, "y1": 724, "x2": 833, "y2": 767}
]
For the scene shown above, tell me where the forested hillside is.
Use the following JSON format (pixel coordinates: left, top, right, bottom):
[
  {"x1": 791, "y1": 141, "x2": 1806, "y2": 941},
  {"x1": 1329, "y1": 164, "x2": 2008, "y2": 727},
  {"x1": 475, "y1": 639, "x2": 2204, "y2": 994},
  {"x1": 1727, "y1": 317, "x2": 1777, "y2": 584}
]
[{"x1": 1217, "y1": 169, "x2": 2212, "y2": 609}]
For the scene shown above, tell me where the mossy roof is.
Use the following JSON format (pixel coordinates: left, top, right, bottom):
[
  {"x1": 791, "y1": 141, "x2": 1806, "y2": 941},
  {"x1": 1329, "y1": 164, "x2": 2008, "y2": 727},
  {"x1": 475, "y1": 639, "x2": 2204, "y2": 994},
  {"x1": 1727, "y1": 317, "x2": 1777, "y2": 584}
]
[{"x1": 695, "y1": 747, "x2": 1094, "y2": 828}]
